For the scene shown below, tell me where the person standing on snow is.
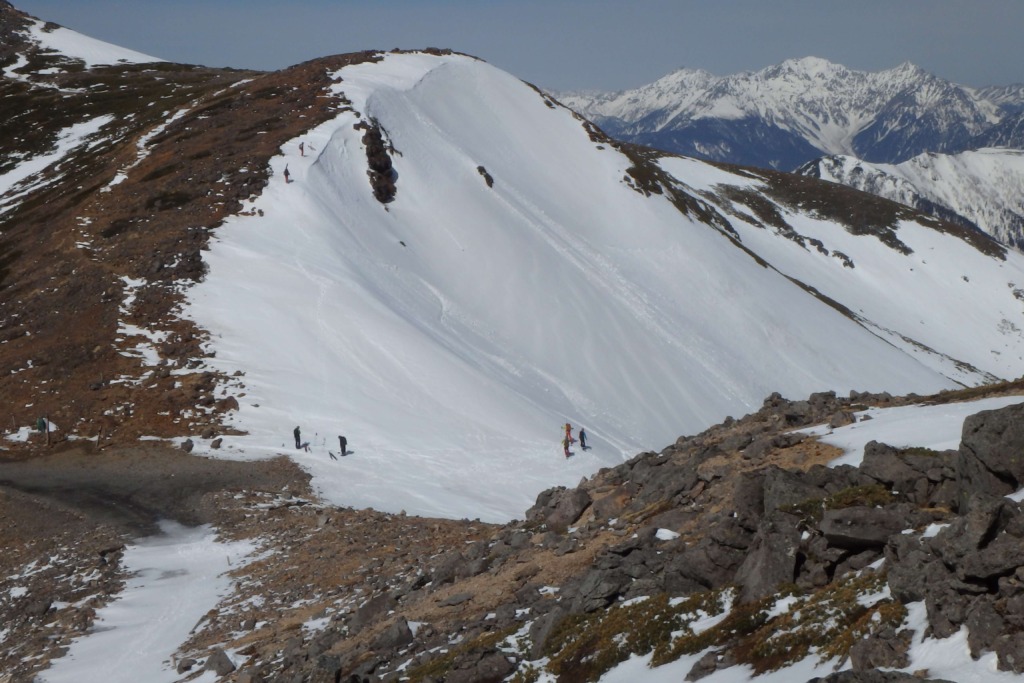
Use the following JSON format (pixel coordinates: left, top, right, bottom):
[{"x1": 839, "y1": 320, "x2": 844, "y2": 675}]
[
  {"x1": 294, "y1": 426, "x2": 302, "y2": 450},
  {"x1": 562, "y1": 437, "x2": 571, "y2": 458},
  {"x1": 579, "y1": 427, "x2": 588, "y2": 450},
  {"x1": 338, "y1": 435, "x2": 348, "y2": 456},
  {"x1": 564, "y1": 422, "x2": 574, "y2": 444},
  {"x1": 283, "y1": 164, "x2": 291, "y2": 183}
]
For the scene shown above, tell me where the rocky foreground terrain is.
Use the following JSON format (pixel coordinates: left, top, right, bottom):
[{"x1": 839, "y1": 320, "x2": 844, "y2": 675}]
[{"x1": 4, "y1": 380, "x2": 1024, "y2": 682}]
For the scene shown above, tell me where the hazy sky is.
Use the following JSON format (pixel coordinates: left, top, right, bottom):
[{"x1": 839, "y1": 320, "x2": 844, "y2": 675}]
[{"x1": 13, "y1": 1, "x2": 1024, "y2": 91}]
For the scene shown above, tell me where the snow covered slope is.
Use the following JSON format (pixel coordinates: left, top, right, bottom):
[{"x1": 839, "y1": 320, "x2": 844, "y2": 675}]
[
  {"x1": 798, "y1": 148, "x2": 1024, "y2": 249},
  {"x1": 183, "y1": 52, "x2": 1024, "y2": 522},
  {"x1": 557, "y1": 57, "x2": 1009, "y2": 170},
  {"x1": 0, "y1": 3, "x2": 161, "y2": 82}
]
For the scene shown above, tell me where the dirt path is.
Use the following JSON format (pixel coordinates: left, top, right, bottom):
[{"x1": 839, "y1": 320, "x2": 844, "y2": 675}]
[{"x1": 0, "y1": 444, "x2": 311, "y2": 535}]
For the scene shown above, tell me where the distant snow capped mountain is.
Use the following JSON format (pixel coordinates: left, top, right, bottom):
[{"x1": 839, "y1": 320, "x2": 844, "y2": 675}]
[
  {"x1": 557, "y1": 57, "x2": 1012, "y2": 170},
  {"x1": 797, "y1": 148, "x2": 1024, "y2": 249},
  {"x1": 971, "y1": 110, "x2": 1024, "y2": 149},
  {"x1": 975, "y1": 83, "x2": 1024, "y2": 113}
]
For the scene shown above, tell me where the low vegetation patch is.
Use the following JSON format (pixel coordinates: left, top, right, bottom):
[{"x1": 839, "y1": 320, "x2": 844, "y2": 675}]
[
  {"x1": 784, "y1": 483, "x2": 896, "y2": 524},
  {"x1": 404, "y1": 626, "x2": 516, "y2": 682},
  {"x1": 532, "y1": 571, "x2": 905, "y2": 680}
]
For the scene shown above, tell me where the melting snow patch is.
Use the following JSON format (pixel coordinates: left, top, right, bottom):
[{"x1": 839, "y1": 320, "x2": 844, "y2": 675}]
[
  {"x1": 302, "y1": 615, "x2": 332, "y2": 634},
  {"x1": 0, "y1": 116, "x2": 114, "y2": 216},
  {"x1": 38, "y1": 521, "x2": 256, "y2": 683},
  {"x1": 798, "y1": 395, "x2": 1024, "y2": 467}
]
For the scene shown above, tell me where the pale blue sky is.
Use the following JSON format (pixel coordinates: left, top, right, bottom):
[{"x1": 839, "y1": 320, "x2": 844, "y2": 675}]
[{"x1": 13, "y1": 1, "x2": 1024, "y2": 91}]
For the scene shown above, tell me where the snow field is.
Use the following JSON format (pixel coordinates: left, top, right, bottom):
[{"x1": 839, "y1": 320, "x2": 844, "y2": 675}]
[{"x1": 185, "y1": 53, "x2": 978, "y2": 523}]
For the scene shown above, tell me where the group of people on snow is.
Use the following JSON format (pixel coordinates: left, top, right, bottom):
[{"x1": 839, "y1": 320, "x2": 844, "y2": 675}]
[
  {"x1": 282, "y1": 140, "x2": 315, "y2": 184},
  {"x1": 294, "y1": 426, "x2": 348, "y2": 459},
  {"x1": 294, "y1": 422, "x2": 587, "y2": 462},
  {"x1": 562, "y1": 422, "x2": 587, "y2": 458}
]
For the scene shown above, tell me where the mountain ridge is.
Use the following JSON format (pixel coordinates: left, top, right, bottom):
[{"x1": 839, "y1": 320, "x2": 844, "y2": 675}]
[{"x1": 797, "y1": 148, "x2": 1024, "y2": 250}]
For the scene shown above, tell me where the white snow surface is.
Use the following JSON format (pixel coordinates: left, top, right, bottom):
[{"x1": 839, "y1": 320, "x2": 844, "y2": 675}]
[
  {"x1": 183, "y1": 52, "x2": 1024, "y2": 523},
  {"x1": 799, "y1": 395, "x2": 1024, "y2": 467},
  {"x1": 38, "y1": 522, "x2": 255, "y2": 683},
  {"x1": 24, "y1": 17, "x2": 163, "y2": 68}
]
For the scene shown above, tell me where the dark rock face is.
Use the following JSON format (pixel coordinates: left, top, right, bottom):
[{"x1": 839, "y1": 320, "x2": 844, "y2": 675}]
[
  {"x1": 734, "y1": 512, "x2": 800, "y2": 602},
  {"x1": 372, "y1": 617, "x2": 414, "y2": 650},
  {"x1": 959, "y1": 403, "x2": 1024, "y2": 509},
  {"x1": 205, "y1": 648, "x2": 236, "y2": 675},
  {"x1": 527, "y1": 486, "x2": 591, "y2": 533},
  {"x1": 848, "y1": 627, "x2": 911, "y2": 670},
  {"x1": 819, "y1": 506, "x2": 908, "y2": 551},
  {"x1": 860, "y1": 440, "x2": 958, "y2": 508},
  {"x1": 443, "y1": 649, "x2": 516, "y2": 683}
]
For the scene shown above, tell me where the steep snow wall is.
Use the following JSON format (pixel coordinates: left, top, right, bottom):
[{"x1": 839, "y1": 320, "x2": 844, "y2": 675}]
[{"x1": 186, "y1": 53, "x2": 990, "y2": 522}]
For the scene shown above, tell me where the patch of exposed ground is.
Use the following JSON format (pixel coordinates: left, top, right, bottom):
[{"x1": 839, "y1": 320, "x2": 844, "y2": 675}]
[{"x1": 0, "y1": 443, "x2": 309, "y2": 681}]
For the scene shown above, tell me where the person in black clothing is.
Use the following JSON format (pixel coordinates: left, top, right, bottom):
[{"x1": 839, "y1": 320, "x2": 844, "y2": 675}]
[
  {"x1": 579, "y1": 427, "x2": 588, "y2": 450},
  {"x1": 294, "y1": 426, "x2": 302, "y2": 450},
  {"x1": 339, "y1": 435, "x2": 348, "y2": 456}
]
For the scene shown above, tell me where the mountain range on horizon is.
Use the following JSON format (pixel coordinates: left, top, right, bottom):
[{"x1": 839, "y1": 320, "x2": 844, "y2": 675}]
[
  {"x1": 557, "y1": 56, "x2": 1024, "y2": 171},
  {"x1": 557, "y1": 56, "x2": 1024, "y2": 249}
]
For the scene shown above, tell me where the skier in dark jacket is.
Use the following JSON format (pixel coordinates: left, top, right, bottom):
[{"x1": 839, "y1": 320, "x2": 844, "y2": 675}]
[
  {"x1": 294, "y1": 426, "x2": 302, "y2": 450},
  {"x1": 579, "y1": 427, "x2": 587, "y2": 450},
  {"x1": 338, "y1": 435, "x2": 348, "y2": 456}
]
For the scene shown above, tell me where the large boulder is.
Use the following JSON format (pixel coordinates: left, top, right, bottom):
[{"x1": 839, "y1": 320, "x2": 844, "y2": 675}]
[
  {"x1": 860, "y1": 441, "x2": 956, "y2": 507},
  {"x1": 443, "y1": 649, "x2": 516, "y2": 683},
  {"x1": 570, "y1": 568, "x2": 630, "y2": 613},
  {"x1": 734, "y1": 513, "x2": 801, "y2": 603},
  {"x1": 663, "y1": 532, "x2": 747, "y2": 594},
  {"x1": 204, "y1": 648, "x2": 236, "y2": 676},
  {"x1": 958, "y1": 402, "x2": 1024, "y2": 510},
  {"x1": 761, "y1": 467, "x2": 826, "y2": 514},
  {"x1": 527, "y1": 487, "x2": 592, "y2": 533},
  {"x1": 372, "y1": 616, "x2": 414, "y2": 651},
  {"x1": 819, "y1": 506, "x2": 908, "y2": 550},
  {"x1": 848, "y1": 627, "x2": 911, "y2": 670}
]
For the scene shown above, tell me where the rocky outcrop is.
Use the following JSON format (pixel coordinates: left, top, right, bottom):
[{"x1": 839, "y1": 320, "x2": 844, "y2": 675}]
[
  {"x1": 511, "y1": 393, "x2": 1024, "y2": 677},
  {"x1": 958, "y1": 402, "x2": 1024, "y2": 509}
]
